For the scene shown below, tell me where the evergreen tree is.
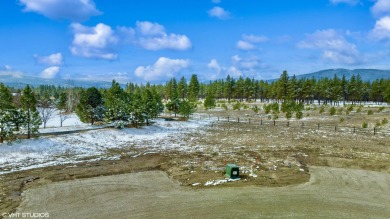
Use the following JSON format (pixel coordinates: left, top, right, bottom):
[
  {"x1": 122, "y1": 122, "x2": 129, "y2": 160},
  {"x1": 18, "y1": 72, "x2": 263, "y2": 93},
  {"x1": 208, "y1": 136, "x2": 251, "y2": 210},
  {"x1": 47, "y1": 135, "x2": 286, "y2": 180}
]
[
  {"x1": 188, "y1": 74, "x2": 200, "y2": 102},
  {"x1": 277, "y1": 71, "x2": 291, "y2": 102},
  {"x1": 104, "y1": 80, "x2": 129, "y2": 123},
  {"x1": 179, "y1": 100, "x2": 197, "y2": 120},
  {"x1": 204, "y1": 88, "x2": 216, "y2": 110},
  {"x1": 20, "y1": 85, "x2": 41, "y2": 139},
  {"x1": 178, "y1": 76, "x2": 188, "y2": 100},
  {"x1": 0, "y1": 83, "x2": 17, "y2": 143},
  {"x1": 76, "y1": 87, "x2": 104, "y2": 125}
]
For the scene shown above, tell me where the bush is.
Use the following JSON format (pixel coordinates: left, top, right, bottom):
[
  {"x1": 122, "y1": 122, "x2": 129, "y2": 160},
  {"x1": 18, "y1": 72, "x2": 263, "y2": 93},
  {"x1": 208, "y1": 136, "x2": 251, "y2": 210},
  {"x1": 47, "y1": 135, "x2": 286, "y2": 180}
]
[
  {"x1": 375, "y1": 121, "x2": 381, "y2": 127},
  {"x1": 264, "y1": 104, "x2": 271, "y2": 114},
  {"x1": 382, "y1": 118, "x2": 389, "y2": 125},
  {"x1": 285, "y1": 111, "x2": 292, "y2": 119},
  {"x1": 339, "y1": 117, "x2": 345, "y2": 123},
  {"x1": 362, "y1": 122, "x2": 368, "y2": 128},
  {"x1": 367, "y1": 110, "x2": 374, "y2": 115},
  {"x1": 271, "y1": 102, "x2": 279, "y2": 114},
  {"x1": 347, "y1": 105, "x2": 354, "y2": 112},
  {"x1": 378, "y1": 106, "x2": 385, "y2": 112},
  {"x1": 243, "y1": 104, "x2": 249, "y2": 110},
  {"x1": 273, "y1": 114, "x2": 279, "y2": 120},
  {"x1": 319, "y1": 105, "x2": 325, "y2": 114},
  {"x1": 233, "y1": 102, "x2": 241, "y2": 111},
  {"x1": 221, "y1": 103, "x2": 228, "y2": 111},
  {"x1": 267, "y1": 115, "x2": 272, "y2": 120},
  {"x1": 252, "y1": 105, "x2": 259, "y2": 113},
  {"x1": 337, "y1": 108, "x2": 343, "y2": 115},
  {"x1": 329, "y1": 107, "x2": 336, "y2": 116},
  {"x1": 357, "y1": 106, "x2": 363, "y2": 113},
  {"x1": 296, "y1": 111, "x2": 303, "y2": 119}
]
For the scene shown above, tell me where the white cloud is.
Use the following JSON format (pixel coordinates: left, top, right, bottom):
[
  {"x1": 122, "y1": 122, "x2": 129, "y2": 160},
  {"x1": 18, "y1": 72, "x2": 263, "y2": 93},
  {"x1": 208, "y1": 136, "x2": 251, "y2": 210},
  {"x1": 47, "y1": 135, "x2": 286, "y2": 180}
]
[
  {"x1": 212, "y1": 0, "x2": 221, "y2": 3},
  {"x1": 236, "y1": 40, "x2": 256, "y2": 50},
  {"x1": 19, "y1": 0, "x2": 101, "y2": 21},
  {"x1": 208, "y1": 6, "x2": 230, "y2": 20},
  {"x1": 135, "y1": 57, "x2": 190, "y2": 81},
  {"x1": 70, "y1": 23, "x2": 118, "y2": 60},
  {"x1": 34, "y1": 53, "x2": 63, "y2": 66},
  {"x1": 207, "y1": 59, "x2": 223, "y2": 79},
  {"x1": 227, "y1": 67, "x2": 242, "y2": 78},
  {"x1": 136, "y1": 21, "x2": 165, "y2": 36},
  {"x1": 40, "y1": 66, "x2": 60, "y2": 79},
  {"x1": 298, "y1": 29, "x2": 364, "y2": 65},
  {"x1": 330, "y1": 0, "x2": 360, "y2": 5},
  {"x1": 0, "y1": 66, "x2": 23, "y2": 78},
  {"x1": 371, "y1": 0, "x2": 390, "y2": 17},
  {"x1": 372, "y1": 16, "x2": 390, "y2": 40},
  {"x1": 138, "y1": 33, "x2": 192, "y2": 51},
  {"x1": 242, "y1": 34, "x2": 268, "y2": 43},
  {"x1": 236, "y1": 34, "x2": 268, "y2": 51},
  {"x1": 121, "y1": 21, "x2": 192, "y2": 51}
]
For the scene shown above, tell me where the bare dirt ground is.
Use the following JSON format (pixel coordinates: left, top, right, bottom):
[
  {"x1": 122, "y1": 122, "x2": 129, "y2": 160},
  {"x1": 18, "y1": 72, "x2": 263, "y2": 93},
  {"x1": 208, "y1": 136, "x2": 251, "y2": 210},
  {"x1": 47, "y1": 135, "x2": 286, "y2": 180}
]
[
  {"x1": 16, "y1": 166, "x2": 390, "y2": 219},
  {"x1": 1, "y1": 103, "x2": 390, "y2": 218}
]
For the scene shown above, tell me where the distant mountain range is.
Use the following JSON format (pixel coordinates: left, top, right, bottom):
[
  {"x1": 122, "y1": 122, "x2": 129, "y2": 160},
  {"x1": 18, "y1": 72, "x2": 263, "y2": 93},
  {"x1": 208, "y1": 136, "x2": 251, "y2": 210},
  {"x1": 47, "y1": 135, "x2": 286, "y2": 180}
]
[
  {"x1": 0, "y1": 74, "x2": 114, "y2": 89},
  {"x1": 292, "y1": 69, "x2": 390, "y2": 82},
  {"x1": 1, "y1": 68, "x2": 389, "y2": 88}
]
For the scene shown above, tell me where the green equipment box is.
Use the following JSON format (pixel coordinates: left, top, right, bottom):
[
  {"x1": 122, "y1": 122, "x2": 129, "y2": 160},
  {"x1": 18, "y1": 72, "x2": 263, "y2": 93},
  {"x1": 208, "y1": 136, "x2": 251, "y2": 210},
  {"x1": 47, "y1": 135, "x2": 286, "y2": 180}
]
[{"x1": 225, "y1": 164, "x2": 240, "y2": 179}]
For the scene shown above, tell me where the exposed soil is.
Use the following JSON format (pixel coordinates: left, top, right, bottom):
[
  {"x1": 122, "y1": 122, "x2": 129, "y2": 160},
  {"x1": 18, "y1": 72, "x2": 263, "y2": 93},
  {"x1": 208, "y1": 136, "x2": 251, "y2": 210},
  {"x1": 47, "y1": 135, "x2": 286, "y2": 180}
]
[{"x1": 15, "y1": 166, "x2": 390, "y2": 219}]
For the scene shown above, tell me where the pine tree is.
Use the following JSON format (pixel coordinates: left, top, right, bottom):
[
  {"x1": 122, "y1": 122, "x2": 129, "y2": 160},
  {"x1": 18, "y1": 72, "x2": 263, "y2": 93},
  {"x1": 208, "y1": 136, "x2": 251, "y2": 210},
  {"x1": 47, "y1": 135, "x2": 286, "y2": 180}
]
[
  {"x1": 188, "y1": 74, "x2": 200, "y2": 102},
  {"x1": 178, "y1": 76, "x2": 188, "y2": 100},
  {"x1": 104, "y1": 80, "x2": 129, "y2": 123},
  {"x1": 179, "y1": 100, "x2": 197, "y2": 120},
  {"x1": 20, "y1": 85, "x2": 41, "y2": 139},
  {"x1": 204, "y1": 87, "x2": 216, "y2": 110},
  {"x1": 0, "y1": 83, "x2": 17, "y2": 143},
  {"x1": 76, "y1": 87, "x2": 104, "y2": 125}
]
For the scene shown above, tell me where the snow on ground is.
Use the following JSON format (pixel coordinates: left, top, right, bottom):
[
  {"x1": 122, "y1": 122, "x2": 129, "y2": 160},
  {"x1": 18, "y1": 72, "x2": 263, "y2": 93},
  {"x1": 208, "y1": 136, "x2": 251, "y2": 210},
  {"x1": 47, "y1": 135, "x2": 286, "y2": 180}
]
[{"x1": 0, "y1": 118, "x2": 212, "y2": 175}]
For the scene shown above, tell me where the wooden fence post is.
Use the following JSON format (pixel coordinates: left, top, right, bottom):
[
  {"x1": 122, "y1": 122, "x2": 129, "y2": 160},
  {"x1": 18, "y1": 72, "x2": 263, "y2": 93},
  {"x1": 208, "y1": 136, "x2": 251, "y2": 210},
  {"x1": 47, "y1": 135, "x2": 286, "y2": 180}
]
[
  {"x1": 374, "y1": 127, "x2": 376, "y2": 135},
  {"x1": 317, "y1": 123, "x2": 320, "y2": 130},
  {"x1": 238, "y1": 118, "x2": 240, "y2": 123},
  {"x1": 287, "y1": 121, "x2": 289, "y2": 127},
  {"x1": 274, "y1": 120, "x2": 276, "y2": 126},
  {"x1": 227, "y1": 116, "x2": 229, "y2": 122},
  {"x1": 261, "y1": 119, "x2": 263, "y2": 125}
]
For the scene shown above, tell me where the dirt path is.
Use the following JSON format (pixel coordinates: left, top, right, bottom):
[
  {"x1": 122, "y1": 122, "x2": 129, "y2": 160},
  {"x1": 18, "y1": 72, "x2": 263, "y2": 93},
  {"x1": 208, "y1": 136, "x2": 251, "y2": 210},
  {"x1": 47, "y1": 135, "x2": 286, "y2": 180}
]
[{"x1": 16, "y1": 166, "x2": 390, "y2": 219}]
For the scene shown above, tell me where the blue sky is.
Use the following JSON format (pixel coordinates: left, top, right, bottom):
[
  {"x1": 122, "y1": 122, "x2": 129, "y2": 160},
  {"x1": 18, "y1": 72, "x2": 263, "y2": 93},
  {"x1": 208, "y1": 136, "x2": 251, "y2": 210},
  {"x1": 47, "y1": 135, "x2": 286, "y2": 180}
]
[{"x1": 1, "y1": 0, "x2": 390, "y2": 83}]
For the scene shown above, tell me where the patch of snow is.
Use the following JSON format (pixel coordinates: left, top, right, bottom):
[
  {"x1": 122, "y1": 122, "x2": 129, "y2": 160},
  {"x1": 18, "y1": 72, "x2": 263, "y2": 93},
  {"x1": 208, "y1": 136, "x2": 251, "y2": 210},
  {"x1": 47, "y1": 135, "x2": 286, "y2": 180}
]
[{"x1": 0, "y1": 118, "x2": 212, "y2": 174}]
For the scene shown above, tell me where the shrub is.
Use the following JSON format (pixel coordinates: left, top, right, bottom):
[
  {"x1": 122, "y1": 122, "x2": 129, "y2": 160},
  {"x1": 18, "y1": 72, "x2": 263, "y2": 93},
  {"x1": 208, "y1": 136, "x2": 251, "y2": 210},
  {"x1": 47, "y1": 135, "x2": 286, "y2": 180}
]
[
  {"x1": 362, "y1": 122, "x2": 368, "y2": 128},
  {"x1": 337, "y1": 108, "x2": 343, "y2": 115},
  {"x1": 252, "y1": 105, "x2": 259, "y2": 113},
  {"x1": 329, "y1": 107, "x2": 336, "y2": 116},
  {"x1": 221, "y1": 103, "x2": 228, "y2": 111},
  {"x1": 382, "y1": 118, "x2": 389, "y2": 125},
  {"x1": 271, "y1": 102, "x2": 280, "y2": 114},
  {"x1": 339, "y1": 117, "x2": 345, "y2": 123},
  {"x1": 375, "y1": 121, "x2": 381, "y2": 127},
  {"x1": 347, "y1": 105, "x2": 354, "y2": 112},
  {"x1": 233, "y1": 102, "x2": 241, "y2": 111},
  {"x1": 357, "y1": 106, "x2": 362, "y2": 113},
  {"x1": 286, "y1": 111, "x2": 292, "y2": 119},
  {"x1": 264, "y1": 104, "x2": 271, "y2": 114},
  {"x1": 367, "y1": 110, "x2": 374, "y2": 115},
  {"x1": 378, "y1": 106, "x2": 385, "y2": 112},
  {"x1": 296, "y1": 111, "x2": 303, "y2": 119},
  {"x1": 319, "y1": 105, "x2": 325, "y2": 114},
  {"x1": 267, "y1": 115, "x2": 272, "y2": 120},
  {"x1": 243, "y1": 104, "x2": 249, "y2": 109},
  {"x1": 273, "y1": 114, "x2": 279, "y2": 120}
]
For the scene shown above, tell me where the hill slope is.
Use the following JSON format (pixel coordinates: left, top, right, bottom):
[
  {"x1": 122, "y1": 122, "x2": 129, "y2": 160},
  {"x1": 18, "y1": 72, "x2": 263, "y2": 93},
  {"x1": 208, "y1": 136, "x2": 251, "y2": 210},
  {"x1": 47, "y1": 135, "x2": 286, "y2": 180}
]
[{"x1": 294, "y1": 69, "x2": 390, "y2": 81}]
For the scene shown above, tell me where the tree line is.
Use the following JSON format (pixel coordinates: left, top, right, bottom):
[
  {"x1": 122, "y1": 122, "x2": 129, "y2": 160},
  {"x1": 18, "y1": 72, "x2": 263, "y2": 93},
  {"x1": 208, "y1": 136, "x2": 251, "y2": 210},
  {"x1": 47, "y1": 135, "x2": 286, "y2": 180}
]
[{"x1": 0, "y1": 71, "x2": 389, "y2": 143}]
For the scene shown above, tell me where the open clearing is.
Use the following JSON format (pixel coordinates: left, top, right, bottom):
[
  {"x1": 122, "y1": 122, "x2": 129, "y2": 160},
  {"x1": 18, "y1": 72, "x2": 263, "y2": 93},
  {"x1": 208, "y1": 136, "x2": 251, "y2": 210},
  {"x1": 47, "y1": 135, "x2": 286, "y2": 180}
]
[
  {"x1": 17, "y1": 167, "x2": 390, "y2": 219},
  {"x1": 1, "y1": 103, "x2": 390, "y2": 218}
]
